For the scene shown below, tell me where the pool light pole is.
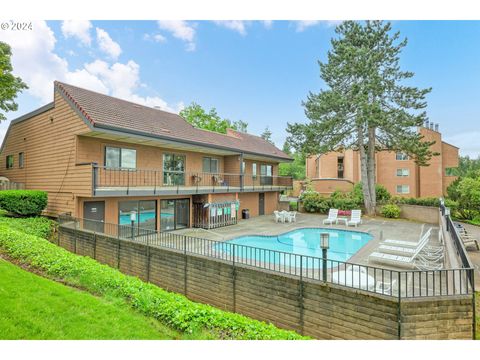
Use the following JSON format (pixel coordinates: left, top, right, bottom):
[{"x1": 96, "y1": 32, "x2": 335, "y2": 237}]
[
  {"x1": 130, "y1": 211, "x2": 136, "y2": 239},
  {"x1": 320, "y1": 233, "x2": 330, "y2": 282}
]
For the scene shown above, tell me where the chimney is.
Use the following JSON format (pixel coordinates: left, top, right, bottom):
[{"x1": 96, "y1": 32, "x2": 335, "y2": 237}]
[
  {"x1": 226, "y1": 128, "x2": 243, "y2": 139},
  {"x1": 435, "y1": 123, "x2": 439, "y2": 132}
]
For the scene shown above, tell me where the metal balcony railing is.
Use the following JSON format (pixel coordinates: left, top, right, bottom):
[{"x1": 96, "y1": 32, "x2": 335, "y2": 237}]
[{"x1": 92, "y1": 165, "x2": 293, "y2": 195}]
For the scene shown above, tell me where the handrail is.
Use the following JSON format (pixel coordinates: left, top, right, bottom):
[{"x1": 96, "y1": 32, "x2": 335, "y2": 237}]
[{"x1": 58, "y1": 214, "x2": 474, "y2": 299}]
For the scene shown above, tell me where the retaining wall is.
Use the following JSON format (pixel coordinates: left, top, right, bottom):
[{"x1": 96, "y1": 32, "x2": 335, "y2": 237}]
[{"x1": 57, "y1": 225, "x2": 474, "y2": 340}]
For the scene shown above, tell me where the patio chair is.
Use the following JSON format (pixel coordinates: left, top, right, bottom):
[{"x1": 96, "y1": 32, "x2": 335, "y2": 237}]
[
  {"x1": 287, "y1": 211, "x2": 297, "y2": 223},
  {"x1": 323, "y1": 209, "x2": 339, "y2": 225},
  {"x1": 368, "y1": 240, "x2": 428, "y2": 268},
  {"x1": 274, "y1": 210, "x2": 284, "y2": 223},
  {"x1": 460, "y1": 233, "x2": 480, "y2": 250},
  {"x1": 346, "y1": 210, "x2": 362, "y2": 227},
  {"x1": 381, "y1": 228, "x2": 433, "y2": 249}
]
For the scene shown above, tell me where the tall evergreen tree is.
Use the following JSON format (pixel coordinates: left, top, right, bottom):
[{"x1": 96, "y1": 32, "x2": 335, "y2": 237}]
[
  {"x1": 261, "y1": 126, "x2": 274, "y2": 144},
  {"x1": 0, "y1": 42, "x2": 28, "y2": 121},
  {"x1": 287, "y1": 21, "x2": 435, "y2": 214}
]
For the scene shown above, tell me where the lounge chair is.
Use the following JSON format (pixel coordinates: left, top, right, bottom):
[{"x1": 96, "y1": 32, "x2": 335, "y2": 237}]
[
  {"x1": 381, "y1": 228, "x2": 433, "y2": 249},
  {"x1": 346, "y1": 210, "x2": 362, "y2": 227},
  {"x1": 460, "y1": 233, "x2": 480, "y2": 250},
  {"x1": 379, "y1": 228, "x2": 432, "y2": 255},
  {"x1": 323, "y1": 209, "x2": 339, "y2": 225},
  {"x1": 368, "y1": 239, "x2": 428, "y2": 268}
]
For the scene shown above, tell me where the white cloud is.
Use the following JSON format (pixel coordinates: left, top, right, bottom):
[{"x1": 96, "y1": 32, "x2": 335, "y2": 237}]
[
  {"x1": 294, "y1": 20, "x2": 342, "y2": 32},
  {"x1": 214, "y1": 21, "x2": 248, "y2": 35},
  {"x1": 153, "y1": 34, "x2": 167, "y2": 43},
  {"x1": 157, "y1": 20, "x2": 195, "y2": 51},
  {"x1": 262, "y1": 20, "x2": 273, "y2": 29},
  {"x1": 96, "y1": 28, "x2": 122, "y2": 59},
  {"x1": 0, "y1": 20, "x2": 180, "y2": 116},
  {"x1": 444, "y1": 132, "x2": 480, "y2": 158},
  {"x1": 61, "y1": 20, "x2": 92, "y2": 46}
]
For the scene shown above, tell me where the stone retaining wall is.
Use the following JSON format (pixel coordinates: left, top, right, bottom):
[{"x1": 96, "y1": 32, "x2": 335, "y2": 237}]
[{"x1": 57, "y1": 225, "x2": 474, "y2": 340}]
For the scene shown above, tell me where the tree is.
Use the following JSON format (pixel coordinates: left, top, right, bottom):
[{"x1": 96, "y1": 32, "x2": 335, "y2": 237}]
[
  {"x1": 261, "y1": 126, "x2": 274, "y2": 144},
  {"x1": 279, "y1": 152, "x2": 306, "y2": 180},
  {"x1": 286, "y1": 21, "x2": 435, "y2": 215},
  {"x1": 179, "y1": 102, "x2": 248, "y2": 134},
  {"x1": 0, "y1": 42, "x2": 28, "y2": 121},
  {"x1": 282, "y1": 141, "x2": 292, "y2": 155}
]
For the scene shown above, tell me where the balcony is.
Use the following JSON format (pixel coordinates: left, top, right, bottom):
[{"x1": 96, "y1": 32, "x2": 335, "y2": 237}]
[{"x1": 92, "y1": 166, "x2": 293, "y2": 196}]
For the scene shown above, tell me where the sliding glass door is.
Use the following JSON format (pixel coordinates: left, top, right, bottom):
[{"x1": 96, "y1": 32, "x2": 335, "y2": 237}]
[
  {"x1": 160, "y1": 198, "x2": 190, "y2": 231},
  {"x1": 118, "y1": 200, "x2": 157, "y2": 237}
]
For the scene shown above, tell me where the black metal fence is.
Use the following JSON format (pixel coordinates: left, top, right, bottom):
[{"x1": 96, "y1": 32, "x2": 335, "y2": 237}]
[
  {"x1": 58, "y1": 214, "x2": 474, "y2": 299},
  {"x1": 92, "y1": 165, "x2": 293, "y2": 195}
]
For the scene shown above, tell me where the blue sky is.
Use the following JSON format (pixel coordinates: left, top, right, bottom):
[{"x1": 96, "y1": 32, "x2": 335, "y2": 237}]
[{"x1": 1, "y1": 20, "x2": 479, "y2": 156}]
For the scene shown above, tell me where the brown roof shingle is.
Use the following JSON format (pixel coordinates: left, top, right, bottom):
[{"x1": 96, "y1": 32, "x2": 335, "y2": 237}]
[{"x1": 55, "y1": 81, "x2": 292, "y2": 161}]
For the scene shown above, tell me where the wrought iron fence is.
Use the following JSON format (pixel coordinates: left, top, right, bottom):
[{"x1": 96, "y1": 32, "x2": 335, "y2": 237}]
[{"x1": 57, "y1": 214, "x2": 474, "y2": 299}]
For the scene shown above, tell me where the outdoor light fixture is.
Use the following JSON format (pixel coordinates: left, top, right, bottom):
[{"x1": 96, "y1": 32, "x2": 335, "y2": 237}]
[
  {"x1": 130, "y1": 211, "x2": 136, "y2": 239},
  {"x1": 320, "y1": 233, "x2": 330, "y2": 250},
  {"x1": 445, "y1": 208, "x2": 450, "y2": 216},
  {"x1": 320, "y1": 233, "x2": 329, "y2": 282}
]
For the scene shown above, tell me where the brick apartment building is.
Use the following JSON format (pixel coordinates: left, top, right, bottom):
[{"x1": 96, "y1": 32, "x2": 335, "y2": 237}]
[{"x1": 305, "y1": 123, "x2": 459, "y2": 198}]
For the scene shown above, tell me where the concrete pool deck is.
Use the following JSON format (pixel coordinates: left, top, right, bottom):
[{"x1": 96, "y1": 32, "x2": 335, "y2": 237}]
[{"x1": 175, "y1": 212, "x2": 443, "y2": 271}]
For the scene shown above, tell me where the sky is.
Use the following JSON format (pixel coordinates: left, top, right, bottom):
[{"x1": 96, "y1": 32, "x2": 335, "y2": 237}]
[{"x1": 0, "y1": 20, "x2": 479, "y2": 157}]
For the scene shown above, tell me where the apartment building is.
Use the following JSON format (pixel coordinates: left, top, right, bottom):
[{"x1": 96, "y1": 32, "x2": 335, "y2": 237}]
[
  {"x1": 305, "y1": 124, "x2": 459, "y2": 198},
  {"x1": 0, "y1": 81, "x2": 293, "y2": 231}
]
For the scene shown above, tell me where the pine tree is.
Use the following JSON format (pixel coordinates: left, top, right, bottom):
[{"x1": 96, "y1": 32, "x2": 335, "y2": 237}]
[
  {"x1": 287, "y1": 21, "x2": 435, "y2": 214},
  {"x1": 261, "y1": 126, "x2": 274, "y2": 144}
]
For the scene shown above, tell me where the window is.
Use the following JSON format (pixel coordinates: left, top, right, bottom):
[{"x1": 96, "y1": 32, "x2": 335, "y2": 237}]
[
  {"x1": 260, "y1": 164, "x2": 273, "y2": 185},
  {"x1": 6, "y1": 155, "x2": 13, "y2": 169},
  {"x1": 396, "y1": 185, "x2": 410, "y2": 194},
  {"x1": 119, "y1": 200, "x2": 157, "y2": 237},
  {"x1": 202, "y1": 157, "x2": 219, "y2": 173},
  {"x1": 252, "y1": 163, "x2": 257, "y2": 178},
  {"x1": 396, "y1": 152, "x2": 409, "y2": 161},
  {"x1": 163, "y1": 153, "x2": 185, "y2": 185},
  {"x1": 105, "y1": 146, "x2": 136, "y2": 168},
  {"x1": 445, "y1": 167, "x2": 458, "y2": 176},
  {"x1": 337, "y1": 157, "x2": 344, "y2": 179},
  {"x1": 396, "y1": 168, "x2": 409, "y2": 177},
  {"x1": 18, "y1": 152, "x2": 24, "y2": 168}
]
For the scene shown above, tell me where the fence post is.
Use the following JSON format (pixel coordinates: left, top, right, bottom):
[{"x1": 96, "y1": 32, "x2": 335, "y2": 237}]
[
  {"x1": 117, "y1": 237, "x2": 121, "y2": 269},
  {"x1": 146, "y1": 235, "x2": 151, "y2": 282},
  {"x1": 184, "y1": 236, "x2": 187, "y2": 296},
  {"x1": 74, "y1": 220, "x2": 78, "y2": 254},
  {"x1": 397, "y1": 272, "x2": 402, "y2": 340},
  {"x1": 232, "y1": 244, "x2": 236, "y2": 313},
  {"x1": 472, "y1": 270, "x2": 476, "y2": 340},
  {"x1": 93, "y1": 231, "x2": 97, "y2": 259},
  {"x1": 299, "y1": 255, "x2": 304, "y2": 336}
]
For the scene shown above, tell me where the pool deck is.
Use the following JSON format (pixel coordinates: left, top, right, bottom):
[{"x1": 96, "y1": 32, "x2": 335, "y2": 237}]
[{"x1": 175, "y1": 212, "x2": 443, "y2": 271}]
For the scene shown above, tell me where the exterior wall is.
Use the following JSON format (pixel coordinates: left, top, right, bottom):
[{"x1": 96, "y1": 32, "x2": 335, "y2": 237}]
[
  {"x1": 77, "y1": 136, "x2": 226, "y2": 174},
  {"x1": 376, "y1": 151, "x2": 418, "y2": 197},
  {"x1": 442, "y1": 142, "x2": 459, "y2": 195},
  {"x1": 0, "y1": 92, "x2": 93, "y2": 216},
  {"x1": 58, "y1": 225, "x2": 475, "y2": 340},
  {"x1": 418, "y1": 127, "x2": 443, "y2": 197},
  {"x1": 308, "y1": 127, "x2": 459, "y2": 198},
  {"x1": 224, "y1": 155, "x2": 240, "y2": 174},
  {"x1": 377, "y1": 204, "x2": 439, "y2": 224},
  {"x1": 310, "y1": 179, "x2": 354, "y2": 195},
  {"x1": 238, "y1": 192, "x2": 259, "y2": 217}
]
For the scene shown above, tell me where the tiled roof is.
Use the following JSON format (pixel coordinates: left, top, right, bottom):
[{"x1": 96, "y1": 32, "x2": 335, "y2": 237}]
[{"x1": 55, "y1": 81, "x2": 292, "y2": 161}]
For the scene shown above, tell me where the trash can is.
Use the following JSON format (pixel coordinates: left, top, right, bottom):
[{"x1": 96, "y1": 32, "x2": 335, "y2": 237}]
[{"x1": 242, "y1": 209, "x2": 250, "y2": 219}]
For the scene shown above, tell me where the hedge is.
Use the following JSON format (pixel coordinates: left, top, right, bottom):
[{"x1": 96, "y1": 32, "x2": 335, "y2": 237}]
[
  {"x1": 0, "y1": 190, "x2": 48, "y2": 216},
  {"x1": 381, "y1": 204, "x2": 401, "y2": 219},
  {"x1": 0, "y1": 223, "x2": 306, "y2": 340}
]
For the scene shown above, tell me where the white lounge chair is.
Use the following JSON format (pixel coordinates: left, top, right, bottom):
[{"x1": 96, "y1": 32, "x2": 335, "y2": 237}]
[
  {"x1": 274, "y1": 211, "x2": 284, "y2": 223},
  {"x1": 368, "y1": 239, "x2": 428, "y2": 268},
  {"x1": 381, "y1": 228, "x2": 433, "y2": 249},
  {"x1": 375, "y1": 279, "x2": 397, "y2": 296},
  {"x1": 323, "y1": 209, "x2": 339, "y2": 225},
  {"x1": 378, "y1": 229, "x2": 432, "y2": 256},
  {"x1": 346, "y1": 210, "x2": 362, "y2": 227}
]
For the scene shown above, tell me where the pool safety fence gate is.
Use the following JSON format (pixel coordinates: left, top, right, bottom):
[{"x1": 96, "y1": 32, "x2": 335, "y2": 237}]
[
  {"x1": 192, "y1": 201, "x2": 238, "y2": 229},
  {"x1": 58, "y1": 214, "x2": 474, "y2": 300}
]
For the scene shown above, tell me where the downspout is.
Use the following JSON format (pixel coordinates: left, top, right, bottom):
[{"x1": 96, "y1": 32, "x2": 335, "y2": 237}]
[{"x1": 240, "y1": 152, "x2": 244, "y2": 191}]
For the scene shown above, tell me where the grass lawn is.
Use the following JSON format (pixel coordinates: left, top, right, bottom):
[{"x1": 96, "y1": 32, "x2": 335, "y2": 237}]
[{"x1": 0, "y1": 258, "x2": 210, "y2": 340}]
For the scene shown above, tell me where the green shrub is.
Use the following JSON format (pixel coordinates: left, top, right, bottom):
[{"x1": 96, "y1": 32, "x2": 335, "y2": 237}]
[
  {"x1": 331, "y1": 197, "x2": 358, "y2": 210},
  {"x1": 0, "y1": 190, "x2": 48, "y2": 216},
  {"x1": 300, "y1": 191, "x2": 331, "y2": 213},
  {"x1": 388, "y1": 196, "x2": 441, "y2": 207},
  {"x1": 0, "y1": 225, "x2": 307, "y2": 340},
  {"x1": 289, "y1": 201, "x2": 298, "y2": 211},
  {"x1": 0, "y1": 215, "x2": 54, "y2": 239},
  {"x1": 381, "y1": 204, "x2": 401, "y2": 219},
  {"x1": 352, "y1": 182, "x2": 391, "y2": 204}
]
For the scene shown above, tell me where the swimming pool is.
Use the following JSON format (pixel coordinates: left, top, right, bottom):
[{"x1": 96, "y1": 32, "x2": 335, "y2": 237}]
[{"x1": 214, "y1": 228, "x2": 372, "y2": 267}]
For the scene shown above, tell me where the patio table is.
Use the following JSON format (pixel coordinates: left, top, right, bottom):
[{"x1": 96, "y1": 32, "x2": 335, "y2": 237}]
[
  {"x1": 331, "y1": 270, "x2": 375, "y2": 291},
  {"x1": 336, "y1": 216, "x2": 348, "y2": 225}
]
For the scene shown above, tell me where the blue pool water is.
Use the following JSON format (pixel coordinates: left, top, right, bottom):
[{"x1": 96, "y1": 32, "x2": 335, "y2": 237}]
[
  {"x1": 119, "y1": 211, "x2": 172, "y2": 225},
  {"x1": 214, "y1": 228, "x2": 372, "y2": 267}
]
